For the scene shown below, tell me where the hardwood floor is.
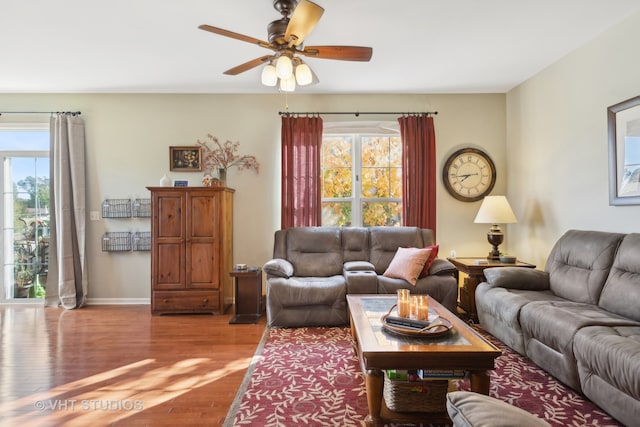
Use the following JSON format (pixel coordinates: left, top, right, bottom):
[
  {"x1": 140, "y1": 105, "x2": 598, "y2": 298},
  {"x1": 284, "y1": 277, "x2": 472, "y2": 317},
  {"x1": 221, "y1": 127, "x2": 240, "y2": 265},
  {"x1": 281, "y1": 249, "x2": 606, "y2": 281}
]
[{"x1": 0, "y1": 304, "x2": 266, "y2": 426}]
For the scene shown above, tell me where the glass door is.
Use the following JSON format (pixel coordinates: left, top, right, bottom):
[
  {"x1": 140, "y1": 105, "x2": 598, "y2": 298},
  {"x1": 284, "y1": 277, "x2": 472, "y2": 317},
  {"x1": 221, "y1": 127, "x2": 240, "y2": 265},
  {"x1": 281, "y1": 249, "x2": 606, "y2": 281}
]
[{"x1": 0, "y1": 127, "x2": 49, "y2": 300}]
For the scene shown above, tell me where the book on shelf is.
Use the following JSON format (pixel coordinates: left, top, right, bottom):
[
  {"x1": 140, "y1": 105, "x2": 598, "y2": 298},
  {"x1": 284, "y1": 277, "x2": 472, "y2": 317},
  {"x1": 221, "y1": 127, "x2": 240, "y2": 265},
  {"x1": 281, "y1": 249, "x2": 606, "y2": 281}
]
[
  {"x1": 385, "y1": 369, "x2": 466, "y2": 381},
  {"x1": 418, "y1": 369, "x2": 466, "y2": 379}
]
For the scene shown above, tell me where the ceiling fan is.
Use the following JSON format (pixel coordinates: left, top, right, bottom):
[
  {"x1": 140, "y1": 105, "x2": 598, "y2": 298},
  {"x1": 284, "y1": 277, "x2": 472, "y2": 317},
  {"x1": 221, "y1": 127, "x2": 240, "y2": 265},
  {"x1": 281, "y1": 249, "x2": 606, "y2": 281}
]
[{"x1": 198, "y1": 0, "x2": 373, "y2": 91}]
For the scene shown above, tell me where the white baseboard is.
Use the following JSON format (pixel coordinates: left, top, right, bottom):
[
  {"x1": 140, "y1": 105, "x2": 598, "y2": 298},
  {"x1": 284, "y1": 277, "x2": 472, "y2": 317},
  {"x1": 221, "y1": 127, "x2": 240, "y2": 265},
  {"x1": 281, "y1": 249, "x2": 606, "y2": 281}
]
[{"x1": 86, "y1": 298, "x2": 150, "y2": 305}]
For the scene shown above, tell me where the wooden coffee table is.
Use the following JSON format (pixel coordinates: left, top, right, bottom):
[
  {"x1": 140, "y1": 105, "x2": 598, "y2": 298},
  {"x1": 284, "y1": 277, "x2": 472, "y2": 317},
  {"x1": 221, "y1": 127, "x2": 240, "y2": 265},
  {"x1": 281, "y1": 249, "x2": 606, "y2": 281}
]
[{"x1": 347, "y1": 294, "x2": 501, "y2": 426}]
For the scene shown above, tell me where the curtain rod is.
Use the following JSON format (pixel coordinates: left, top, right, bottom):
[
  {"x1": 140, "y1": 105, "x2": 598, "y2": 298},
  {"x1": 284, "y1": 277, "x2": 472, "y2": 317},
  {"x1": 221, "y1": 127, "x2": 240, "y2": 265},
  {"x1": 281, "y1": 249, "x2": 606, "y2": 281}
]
[
  {"x1": 0, "y1": 111, "x2": 81, "y2": 116},
  {"x1": 278, "y1": 111, "x2": 437, "y2": 117}
]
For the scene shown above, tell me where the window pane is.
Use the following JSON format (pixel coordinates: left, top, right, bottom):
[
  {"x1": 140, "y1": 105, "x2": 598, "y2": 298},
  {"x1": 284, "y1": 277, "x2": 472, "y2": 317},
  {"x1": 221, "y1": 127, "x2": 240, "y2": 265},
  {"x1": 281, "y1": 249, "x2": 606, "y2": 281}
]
[
  {"x1": 390, "y1": 137, "x2": 402, "y2": 167},
  {"x1": 322, "y1": 136, "x2": 352, "y2": 167},
  {"x1": 362, "y1": 202, "x2": 402, "y2": 227},
  {"x1": 390, "y1": 166, "x2": 402, "y2": 198},
  {"x1": 362, "y1": 137, "x2": 390, "y2": 167},
  {"x1": 323, "y1": 168, "x2": 352, "y2": 198},
  {"x1": 362, "y1": 168, "x2": 390, "y2": 198},
  {"x1": 0, "y1": 131, "x2": 48, "y2": 150},
  {"x1": 322, "y1": 202, "x2": 352, "y2": 227}
]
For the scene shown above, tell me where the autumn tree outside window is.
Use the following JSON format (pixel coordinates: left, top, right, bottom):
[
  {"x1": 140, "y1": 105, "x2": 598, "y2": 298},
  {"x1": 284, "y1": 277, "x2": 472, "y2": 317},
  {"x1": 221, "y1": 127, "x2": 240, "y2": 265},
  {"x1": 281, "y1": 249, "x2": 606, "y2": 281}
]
[{"x1": 321, "y1": 125, "x2": 403, "y2": 227}]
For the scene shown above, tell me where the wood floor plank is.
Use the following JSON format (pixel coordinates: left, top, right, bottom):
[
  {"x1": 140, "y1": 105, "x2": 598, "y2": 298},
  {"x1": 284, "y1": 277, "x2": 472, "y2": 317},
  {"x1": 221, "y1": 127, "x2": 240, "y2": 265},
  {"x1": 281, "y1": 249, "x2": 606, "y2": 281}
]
[{"x1": 0, "y1": 304, "x2": 266, "y2": 426}]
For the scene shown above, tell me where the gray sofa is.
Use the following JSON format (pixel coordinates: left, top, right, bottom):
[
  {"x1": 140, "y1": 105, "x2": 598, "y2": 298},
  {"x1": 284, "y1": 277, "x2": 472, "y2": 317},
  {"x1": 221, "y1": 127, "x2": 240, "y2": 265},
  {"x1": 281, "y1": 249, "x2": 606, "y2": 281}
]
[
  {"x1": 475, "y1": 229, "x2": 640, "y2": 426},
  {"x1": 263, "y1": 226, "x2": 458, "y2": 328}
]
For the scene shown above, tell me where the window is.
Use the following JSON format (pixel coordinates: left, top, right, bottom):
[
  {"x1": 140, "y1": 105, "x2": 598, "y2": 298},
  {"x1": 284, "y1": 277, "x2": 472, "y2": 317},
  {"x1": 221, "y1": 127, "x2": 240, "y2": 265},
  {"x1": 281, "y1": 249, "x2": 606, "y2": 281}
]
[
  {"x1": 321, "y1": 131, "x2": 402, "y2": 227},
  {"x1": 0, "y1": 124, "x2": 50, "y2": 300}
]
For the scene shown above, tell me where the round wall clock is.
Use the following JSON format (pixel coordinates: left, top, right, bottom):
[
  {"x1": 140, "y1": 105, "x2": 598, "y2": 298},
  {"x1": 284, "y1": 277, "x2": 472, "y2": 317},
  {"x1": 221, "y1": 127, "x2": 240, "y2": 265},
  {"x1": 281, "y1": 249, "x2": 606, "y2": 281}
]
[{"x1": 443, "y1": 148, "x2": 496, "y2": 202}]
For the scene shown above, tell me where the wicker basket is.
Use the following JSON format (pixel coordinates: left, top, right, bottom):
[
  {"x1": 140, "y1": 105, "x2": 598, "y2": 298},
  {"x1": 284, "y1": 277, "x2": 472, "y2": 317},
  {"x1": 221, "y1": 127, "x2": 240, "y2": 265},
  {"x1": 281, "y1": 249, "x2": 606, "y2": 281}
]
[{"x1": 383, "y1": 375, "x2": 448, "y2": 413}]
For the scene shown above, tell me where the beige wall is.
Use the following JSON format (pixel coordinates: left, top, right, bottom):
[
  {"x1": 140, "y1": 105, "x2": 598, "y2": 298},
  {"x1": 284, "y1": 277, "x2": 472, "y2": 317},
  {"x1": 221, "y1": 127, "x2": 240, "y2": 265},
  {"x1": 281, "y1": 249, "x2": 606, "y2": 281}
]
[
  {"x1": 506, "y1": 10, "x2": 640, "y2": 268},
  {"x1": 0, "y1": 93, "x2": 505, "y2": 301}
]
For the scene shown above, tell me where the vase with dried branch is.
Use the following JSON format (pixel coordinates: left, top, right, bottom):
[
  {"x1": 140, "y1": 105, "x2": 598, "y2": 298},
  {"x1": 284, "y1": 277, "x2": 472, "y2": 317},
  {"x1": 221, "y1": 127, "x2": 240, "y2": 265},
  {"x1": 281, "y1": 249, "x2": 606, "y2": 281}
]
[{"x1": 197, "y1": 134, "x2": 259, "y2": 186}]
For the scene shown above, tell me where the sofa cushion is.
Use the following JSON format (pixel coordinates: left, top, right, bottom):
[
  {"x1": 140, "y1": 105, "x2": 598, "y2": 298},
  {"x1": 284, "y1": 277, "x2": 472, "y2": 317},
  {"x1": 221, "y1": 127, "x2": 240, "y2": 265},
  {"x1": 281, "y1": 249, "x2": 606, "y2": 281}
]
[
  {"x1": 545, "y1": 230, "x2": 624, "y2": 304},
  {"x1": 267, "y1": 275, "x2": 346, "y2": 307},
  {"x1": 383, "y1": 247, "x2": 432, "y2": 285},
  {"x1": 521, "y1": 300, "x2": 639, "y2": 391},
  {"x1": 476, "y1": 285, "x2": 561, "y2": 355},
  {"x1": 599, "y1": 233, "x2": 640, "y2": 322},
  {"x1": 286, "y1": 227, "x2": 343, "y2": 277},
  {"x1": 369, "y1": 227, "x2": 424, "y2": 273},
  {"x1": 341, "y1": 227, "x2": 370, "y2": 262},
  {"x1": 446, "y1": 391, "x2": 551, "y2": 427},
  {"x1": 574, "y1": 325, "x2": 640, "y2": 427},
  {"x1": 266, "y1": 275, "x2": 347, "y2": 327}
]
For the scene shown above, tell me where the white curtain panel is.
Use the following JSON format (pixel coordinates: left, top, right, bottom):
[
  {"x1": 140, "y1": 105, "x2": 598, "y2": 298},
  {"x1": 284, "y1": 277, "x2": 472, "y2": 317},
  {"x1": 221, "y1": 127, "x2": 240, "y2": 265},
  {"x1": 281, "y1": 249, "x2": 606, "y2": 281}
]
[{"x1": 46, "y1": 114, "x2": 87, "y2": 309}]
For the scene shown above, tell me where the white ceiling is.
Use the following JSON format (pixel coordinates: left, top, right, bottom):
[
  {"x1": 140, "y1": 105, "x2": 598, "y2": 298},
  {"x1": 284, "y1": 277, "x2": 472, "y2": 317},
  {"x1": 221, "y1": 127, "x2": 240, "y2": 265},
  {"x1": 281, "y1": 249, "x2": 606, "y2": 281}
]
[{"x1": 2, "y1": 0, "x2": 640, "y2": 94}]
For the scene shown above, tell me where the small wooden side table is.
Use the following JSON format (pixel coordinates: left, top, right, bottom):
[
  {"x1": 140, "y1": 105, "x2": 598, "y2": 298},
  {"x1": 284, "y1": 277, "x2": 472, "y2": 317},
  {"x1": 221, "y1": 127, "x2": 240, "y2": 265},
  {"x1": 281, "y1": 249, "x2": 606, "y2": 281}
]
[
  {"x1": 229, "y1": 268, "x2": 262, "y2": 324},
  {"x1": 447, "y1": 257, "x2": 536, "y2": 322}
]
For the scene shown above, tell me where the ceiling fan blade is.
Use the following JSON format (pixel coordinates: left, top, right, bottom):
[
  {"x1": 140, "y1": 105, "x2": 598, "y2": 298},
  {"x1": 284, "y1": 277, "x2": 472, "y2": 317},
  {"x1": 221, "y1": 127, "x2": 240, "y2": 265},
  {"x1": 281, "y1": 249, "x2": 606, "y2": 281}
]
[
  {"x1": 223, "y1": 55, "x2": 273, "y2": 75},
  {"x1": 301, "y1": 45, "x2": 373, "y2": 61},
  {"x1": 284, "y1": 0, "x2": 324, "y2": 46},
  {"x1": 198, "y1": 24, "x2": 272, "y2": 50}
]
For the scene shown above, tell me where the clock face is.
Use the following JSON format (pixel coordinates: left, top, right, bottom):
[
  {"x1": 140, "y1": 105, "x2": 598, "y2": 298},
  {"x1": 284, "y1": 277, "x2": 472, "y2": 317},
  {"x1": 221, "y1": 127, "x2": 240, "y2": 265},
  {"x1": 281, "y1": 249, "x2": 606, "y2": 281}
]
[{"x1": 443, "y1": 148, "x2": 496, "y2": 202}]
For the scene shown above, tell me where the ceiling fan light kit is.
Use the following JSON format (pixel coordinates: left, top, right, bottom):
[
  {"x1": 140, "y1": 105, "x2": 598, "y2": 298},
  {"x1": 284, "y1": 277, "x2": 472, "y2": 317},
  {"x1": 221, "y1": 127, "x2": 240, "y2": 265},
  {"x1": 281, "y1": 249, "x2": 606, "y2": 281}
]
[
  {"x1": 261, "y1": 64, "x2": 278, "y2": 86},
  {"x1": 199, "y1": 0, "x2": 373, "y2": 92},
  {"x1": 276, "y1": 55, "x2": 293, "y2": 79}
]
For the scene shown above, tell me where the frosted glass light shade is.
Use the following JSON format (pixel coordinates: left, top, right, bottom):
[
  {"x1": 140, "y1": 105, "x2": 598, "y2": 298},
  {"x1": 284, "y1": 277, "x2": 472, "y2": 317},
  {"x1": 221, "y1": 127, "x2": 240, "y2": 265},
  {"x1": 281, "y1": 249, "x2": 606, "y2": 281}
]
[
  {"x1": 474, "y1": 196, "x2": 517, "y2": 224},
  {"x1": 295, "y1": 63, "x2": 313, "y2": 86},
  {"x1": 276, "y1": 55, "x2": 293, "y2": 79},
  {"x1": 261, "y1": 65, "x2": 278, "y2": 86},
  {"x1": 279, "y1": 74, "x2": 296, "y2": 92}
]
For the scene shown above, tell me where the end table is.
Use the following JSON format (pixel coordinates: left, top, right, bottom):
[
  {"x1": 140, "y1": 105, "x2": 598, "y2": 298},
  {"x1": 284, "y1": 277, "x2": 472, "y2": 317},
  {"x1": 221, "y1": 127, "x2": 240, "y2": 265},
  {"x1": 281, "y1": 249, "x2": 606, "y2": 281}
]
[
  {"x1": 229, "y1": 268, "x2": 263, "y2": 324},
  {"x1": 447, "y1": 257, "x2": 536, "y2": 322}
]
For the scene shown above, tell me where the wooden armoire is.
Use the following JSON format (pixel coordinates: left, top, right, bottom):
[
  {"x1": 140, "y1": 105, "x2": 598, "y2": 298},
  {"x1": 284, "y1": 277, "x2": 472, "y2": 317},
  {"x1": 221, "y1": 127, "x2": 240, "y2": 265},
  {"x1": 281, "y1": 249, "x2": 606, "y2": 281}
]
[{"x1": 147, "y1": 186, "x2": 234, "y2": 315}]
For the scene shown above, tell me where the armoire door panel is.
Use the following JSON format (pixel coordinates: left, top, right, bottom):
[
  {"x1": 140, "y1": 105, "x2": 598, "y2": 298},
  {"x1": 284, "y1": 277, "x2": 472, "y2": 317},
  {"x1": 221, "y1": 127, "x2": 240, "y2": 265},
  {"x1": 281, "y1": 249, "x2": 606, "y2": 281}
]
[
  {"x1": 157, "y1": 195, "x2": 183, "y2": 238},
  {"x1": 155, "y1": 243, "x2": 184, "y2": 288},
  {"x1": 189, "y1": 195, "x2": 215, "y2": 238},
  {"x1": 189, "y1": 242, "x2": 217, "y2": 289}
]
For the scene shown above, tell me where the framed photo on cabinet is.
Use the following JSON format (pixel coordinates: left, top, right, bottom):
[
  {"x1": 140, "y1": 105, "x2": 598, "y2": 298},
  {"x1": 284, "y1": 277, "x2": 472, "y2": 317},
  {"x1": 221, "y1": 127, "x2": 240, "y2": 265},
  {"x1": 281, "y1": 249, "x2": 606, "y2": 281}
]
[
  {"x1": 170, "y1": 146, "x2": 202, "y2": 172},
  {"x1": 608, "y1": 95, "x2": 640, "y2": 205}
]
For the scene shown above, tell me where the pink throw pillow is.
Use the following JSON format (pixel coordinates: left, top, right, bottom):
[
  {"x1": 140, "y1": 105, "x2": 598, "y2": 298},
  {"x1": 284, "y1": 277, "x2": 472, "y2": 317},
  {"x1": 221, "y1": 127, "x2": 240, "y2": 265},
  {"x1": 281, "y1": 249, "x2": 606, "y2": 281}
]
[{"x1": 383, "y1": 247, "x2": 432, "y2": 286}]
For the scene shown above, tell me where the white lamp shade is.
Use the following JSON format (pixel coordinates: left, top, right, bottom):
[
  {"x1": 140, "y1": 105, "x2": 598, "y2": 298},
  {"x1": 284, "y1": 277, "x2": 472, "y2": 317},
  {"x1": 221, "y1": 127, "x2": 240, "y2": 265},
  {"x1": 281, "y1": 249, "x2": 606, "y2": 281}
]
[
  {"x1": 261, "y1": 64, "x2": 278, "y2": 86},
  {"x1": 279, "y1": 74, "x2": 296, "y2": 92},
  {"x1": 474, "y1": 196, "x2": 517, "y2": 224},
  {"x1": 295, "y1": 63, "x2": 313, "y2": 86},
  {"x1": 275, "y1": 55, "x2": 293, "y2": 79}
]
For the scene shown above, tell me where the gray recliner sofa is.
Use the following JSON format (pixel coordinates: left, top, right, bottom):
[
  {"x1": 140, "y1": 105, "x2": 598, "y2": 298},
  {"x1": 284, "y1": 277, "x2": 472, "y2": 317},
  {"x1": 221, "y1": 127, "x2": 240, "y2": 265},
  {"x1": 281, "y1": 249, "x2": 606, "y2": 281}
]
[
  {"x1": 475, "y1": 229, "x2": 640, "y2": 426},
  {"x1": 263, "y1": 226, "x2": 458, "y2": 328}
]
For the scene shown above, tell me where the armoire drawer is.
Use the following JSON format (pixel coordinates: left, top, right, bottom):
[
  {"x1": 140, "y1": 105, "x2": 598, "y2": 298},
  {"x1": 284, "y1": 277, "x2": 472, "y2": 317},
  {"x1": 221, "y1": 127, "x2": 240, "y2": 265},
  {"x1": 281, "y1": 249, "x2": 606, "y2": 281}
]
[{"x1": 152, "y1": 291, "x2": 220, "y2": 314}]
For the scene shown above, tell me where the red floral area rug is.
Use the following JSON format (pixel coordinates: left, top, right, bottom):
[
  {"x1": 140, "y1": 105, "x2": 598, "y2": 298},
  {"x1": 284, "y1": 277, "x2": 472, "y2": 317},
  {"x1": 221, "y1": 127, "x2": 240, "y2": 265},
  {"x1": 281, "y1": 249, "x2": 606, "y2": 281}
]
[{"x1": 223, "y1": 327, "x2": 621, "y2": 427}]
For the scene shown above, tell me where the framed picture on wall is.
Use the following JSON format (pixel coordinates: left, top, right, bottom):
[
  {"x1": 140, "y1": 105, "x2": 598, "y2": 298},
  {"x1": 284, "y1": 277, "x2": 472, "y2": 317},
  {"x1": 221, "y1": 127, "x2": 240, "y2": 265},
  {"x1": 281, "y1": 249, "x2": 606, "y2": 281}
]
[
  {"x1": 169, "y1": 146, "x2": 202, "y2": 172},
  {"x1": 608, "y1": 95, "x2": 640, "y2": 205}
]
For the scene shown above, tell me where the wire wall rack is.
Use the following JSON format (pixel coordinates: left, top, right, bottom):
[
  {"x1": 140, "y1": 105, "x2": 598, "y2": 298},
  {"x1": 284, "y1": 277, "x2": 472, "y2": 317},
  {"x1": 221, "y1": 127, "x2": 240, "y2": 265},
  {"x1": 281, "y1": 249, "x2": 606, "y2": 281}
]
[
  {"x1": 132, "y1": 231, "x2": 151, "y2": 251},
  {"x1": 102, "y1": 232, "x2": 132, "y2": 252},
  {"x1": 102, "y1": 199, "x2": 132, "y2": 218},
  {"x1": 102, "y1": 231, "x2": 151, "y2": 252},
  {"x1": 132, "y1": 198, "x2": 151, "y2": 218}
]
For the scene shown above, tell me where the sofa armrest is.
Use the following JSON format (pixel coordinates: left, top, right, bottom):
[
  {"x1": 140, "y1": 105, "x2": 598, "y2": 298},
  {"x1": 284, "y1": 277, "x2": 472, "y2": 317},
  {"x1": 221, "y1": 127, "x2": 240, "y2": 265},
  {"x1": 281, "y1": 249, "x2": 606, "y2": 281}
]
[
  {"x1": 483, "y1": 267, "x2": 550, "y2": 291},
  {"x1": 263, "y1": 258, "x2": 294, "y2": 278},
  {"x1": 428, "y1": 258, "x2": 458, "y2": 276}
]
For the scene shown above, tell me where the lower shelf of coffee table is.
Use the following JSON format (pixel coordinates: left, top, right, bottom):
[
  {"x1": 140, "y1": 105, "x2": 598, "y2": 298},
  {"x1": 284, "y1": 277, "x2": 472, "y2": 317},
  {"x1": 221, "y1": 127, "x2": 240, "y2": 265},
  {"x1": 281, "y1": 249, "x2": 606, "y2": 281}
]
[{"x1": 374, "y1": 381, "x2": 457, "y2": 426}]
